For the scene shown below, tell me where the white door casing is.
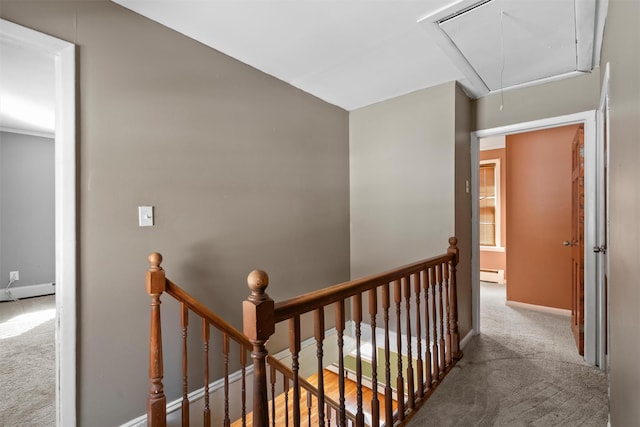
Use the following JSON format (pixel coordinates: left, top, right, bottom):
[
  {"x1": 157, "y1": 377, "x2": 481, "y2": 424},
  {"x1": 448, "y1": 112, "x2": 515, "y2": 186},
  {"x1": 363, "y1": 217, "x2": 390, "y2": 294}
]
[
  {"x1": 0, "y1": 18, "x2": 77, "y2": 426},
  {"x1": 471, "y1": 110, "x2": 601, "y2": 367}
]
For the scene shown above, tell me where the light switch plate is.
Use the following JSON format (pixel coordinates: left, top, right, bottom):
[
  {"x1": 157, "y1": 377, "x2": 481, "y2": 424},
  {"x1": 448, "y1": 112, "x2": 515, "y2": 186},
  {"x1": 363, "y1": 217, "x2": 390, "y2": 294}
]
[{"x1": 138, "y1": 206, "x2": 154, "y2": 227}]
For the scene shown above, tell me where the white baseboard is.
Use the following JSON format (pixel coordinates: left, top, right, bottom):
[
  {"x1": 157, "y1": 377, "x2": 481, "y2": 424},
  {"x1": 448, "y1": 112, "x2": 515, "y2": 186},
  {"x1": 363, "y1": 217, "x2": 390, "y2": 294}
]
[
  {"x1": 0, "y1": 283, "x2": 55, "y2": 302},
  {"x1": 121, "y1": 323, "x2": 349, "y2": 427},
  {"x1": 506, "y1": 300, "x2": 571, "y2": 317},
  {"x1": 459, "y1": 329, "x2": 474, "y2": 350},
  {"x1": 479, "y1": 269, "x2": 505, "y2": 284}
]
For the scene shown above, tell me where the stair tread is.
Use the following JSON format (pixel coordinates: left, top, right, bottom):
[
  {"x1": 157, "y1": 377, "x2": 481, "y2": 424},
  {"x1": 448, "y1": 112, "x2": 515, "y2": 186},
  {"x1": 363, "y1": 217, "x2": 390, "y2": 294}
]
[{"x1": 231, "y1": 368, "x2": 396, "y2": 426}]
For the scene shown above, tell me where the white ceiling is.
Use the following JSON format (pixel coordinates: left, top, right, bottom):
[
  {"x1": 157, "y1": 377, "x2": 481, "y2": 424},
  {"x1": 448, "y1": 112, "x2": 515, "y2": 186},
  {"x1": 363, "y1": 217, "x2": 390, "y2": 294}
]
[
  {"x1": 114, "y1": 0, "x2": 607, "y2": 110},
  {"x1": 0, "y1": 32, "x2": 56, "y2": 137},
  {"x1": 0, "y1": 1, "x2": 608, "y2": 137}
]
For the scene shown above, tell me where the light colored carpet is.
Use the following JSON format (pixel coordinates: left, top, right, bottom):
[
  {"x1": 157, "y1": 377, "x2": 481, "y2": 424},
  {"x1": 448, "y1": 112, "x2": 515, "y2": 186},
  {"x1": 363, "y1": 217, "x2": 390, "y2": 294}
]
[
  {"x1": 407, "y1": 282, "x2": 609, "y2": 427},
  {"x1": 0, "y1": 295, "x2": 56, "y2": 426}
]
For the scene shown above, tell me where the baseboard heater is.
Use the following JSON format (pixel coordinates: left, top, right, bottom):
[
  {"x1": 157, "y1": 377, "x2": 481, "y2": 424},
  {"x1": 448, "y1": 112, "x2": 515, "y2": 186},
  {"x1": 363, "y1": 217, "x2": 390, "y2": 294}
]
[
  {"x1": 0, "y1": 282, "x2": 55, "y2": 302},
  {"x1": 480, "y1": 269, "x2": 504, "y2": 284}
]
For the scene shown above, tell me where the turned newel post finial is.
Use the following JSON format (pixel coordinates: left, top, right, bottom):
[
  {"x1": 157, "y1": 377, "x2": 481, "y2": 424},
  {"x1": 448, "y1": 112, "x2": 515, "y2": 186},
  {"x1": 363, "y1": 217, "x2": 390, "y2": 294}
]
[
  {"x1": 148, "y1": 252, "x2": 163, "y2": 271},
  {"x1": 243, "y1": 269, "x2": 274, "y2": 425},
  {"x1": 448, "y1": 236, "x2": 459, "y2": 265},
  {"x1": 147, "y1": 253, "x2": 166, "y2": 296},
  {"x1": 247, "y1": 270, "x2": 270, "y2": 302}
]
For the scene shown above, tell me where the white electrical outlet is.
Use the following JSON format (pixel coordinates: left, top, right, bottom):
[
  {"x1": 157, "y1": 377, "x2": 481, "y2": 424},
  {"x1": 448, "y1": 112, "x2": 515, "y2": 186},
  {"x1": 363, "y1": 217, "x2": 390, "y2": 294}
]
[{"x1": 9, "y1": 271, "x2": 19, "y2": 282}]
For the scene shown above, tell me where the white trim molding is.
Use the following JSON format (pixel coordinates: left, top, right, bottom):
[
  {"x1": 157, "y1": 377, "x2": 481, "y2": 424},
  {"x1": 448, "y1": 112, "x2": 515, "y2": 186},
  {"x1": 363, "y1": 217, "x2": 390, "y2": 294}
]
[
  {"x1": 471, "y1": 110, "x2": 598, "y2": 366},
  {"x1": 1, "y1": 283, "x2": 55, "y2": 301},
  {"x1": 459, "y1": 329, "x2": 474, "y2": 350},
  {"x1": 505, "y1": 300, "x2": 571, "y2": 317},
  {"x1": 0, "y1": 18, "x2": 77, "y2": 426}
]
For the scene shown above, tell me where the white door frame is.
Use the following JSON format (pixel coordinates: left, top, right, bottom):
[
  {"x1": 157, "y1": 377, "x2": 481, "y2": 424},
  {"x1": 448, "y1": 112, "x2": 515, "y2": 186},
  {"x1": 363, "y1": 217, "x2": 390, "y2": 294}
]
[
  {"x1": 597, "y1": 63, "x2": 610, "y2": 371},
  {"x1": 0, "y1": 19, "x2": 77, "y2": 425},
  {"x1": 470, "y1": 110, "x2": 600, "y2": 366}
]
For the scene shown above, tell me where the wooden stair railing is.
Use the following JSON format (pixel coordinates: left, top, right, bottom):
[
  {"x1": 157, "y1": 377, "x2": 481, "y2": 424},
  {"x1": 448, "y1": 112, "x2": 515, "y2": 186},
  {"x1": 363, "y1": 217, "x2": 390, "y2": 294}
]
[
  {"x1": 147, "y1": 236, "x2": 461, "y2": 426},
  {"x1": 243, "y1": 237, "x2": 462, "y2": 427},
  {"x1": 145, "y1": 253, "x2": 356, "y2": 427}
]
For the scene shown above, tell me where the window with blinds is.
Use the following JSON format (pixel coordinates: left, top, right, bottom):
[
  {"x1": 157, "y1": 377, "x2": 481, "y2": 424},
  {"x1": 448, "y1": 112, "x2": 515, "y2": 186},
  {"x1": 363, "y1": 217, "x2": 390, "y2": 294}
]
[{"x1": 479, "y1": 161, "x2": 499, "y2": 247}]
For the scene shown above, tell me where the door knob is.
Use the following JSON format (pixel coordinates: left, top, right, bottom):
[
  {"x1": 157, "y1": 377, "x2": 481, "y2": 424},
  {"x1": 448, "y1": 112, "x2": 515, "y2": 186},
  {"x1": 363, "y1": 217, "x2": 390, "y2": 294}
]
[{"x1": 563, "y1": 240, "x2": 577, "y2": 246}]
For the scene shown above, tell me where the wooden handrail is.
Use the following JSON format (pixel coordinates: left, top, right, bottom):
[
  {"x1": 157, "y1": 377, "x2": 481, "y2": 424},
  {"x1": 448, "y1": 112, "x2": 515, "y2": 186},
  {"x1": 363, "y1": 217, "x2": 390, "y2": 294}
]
[
  {"x1": 147, "y1": 236, "x2": 461, "y2": 426},
  {"x1": 244, "y1": 236, "x2": 462, "y2": 427},
  {"x1": 274, "y1": 253, "x2": 453, "y2": 322},
  {"x1": 166, "y1": 279, "x2": 252, "y2": 348},
  {"x1": 146, "y1": 255, "x2": 358, "y2": 426}
]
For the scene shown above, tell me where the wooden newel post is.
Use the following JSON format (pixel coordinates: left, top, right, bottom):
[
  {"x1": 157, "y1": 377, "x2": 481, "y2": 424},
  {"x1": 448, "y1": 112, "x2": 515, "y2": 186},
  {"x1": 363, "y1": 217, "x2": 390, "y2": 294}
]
[
  {"x1": 243, "y1": 270, "x2": 275, "y2": 427},
  {"x1": 146, "y1": 253, "x2": 167, "y2": 427},
  {"x1": 447, "y1": 237, "x2": 463, "y2": 360}
]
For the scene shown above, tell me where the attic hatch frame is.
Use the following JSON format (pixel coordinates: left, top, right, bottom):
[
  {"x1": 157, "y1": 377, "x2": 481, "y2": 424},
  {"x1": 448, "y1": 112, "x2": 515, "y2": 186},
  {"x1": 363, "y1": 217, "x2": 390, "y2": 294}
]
[
  {"x1": 0, "y1": 18, "x2": 77, "y2": 426},
  {"x1": 417, "y1": 0, "x2": 609, "y2": 99}
]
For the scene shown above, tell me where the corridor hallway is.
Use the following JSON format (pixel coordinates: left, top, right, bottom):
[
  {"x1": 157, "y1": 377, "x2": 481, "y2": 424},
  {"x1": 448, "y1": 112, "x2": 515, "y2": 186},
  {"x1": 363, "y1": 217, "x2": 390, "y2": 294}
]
[{"x1": 407, "y1": 282, "x2": 608, "y2": 427}]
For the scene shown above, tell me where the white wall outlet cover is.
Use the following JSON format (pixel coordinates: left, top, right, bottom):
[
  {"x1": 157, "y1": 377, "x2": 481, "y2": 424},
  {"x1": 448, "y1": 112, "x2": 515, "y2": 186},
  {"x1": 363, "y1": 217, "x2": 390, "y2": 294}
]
[{"x1": 138, "y1": 206, "x2": 154, "y2": 227}]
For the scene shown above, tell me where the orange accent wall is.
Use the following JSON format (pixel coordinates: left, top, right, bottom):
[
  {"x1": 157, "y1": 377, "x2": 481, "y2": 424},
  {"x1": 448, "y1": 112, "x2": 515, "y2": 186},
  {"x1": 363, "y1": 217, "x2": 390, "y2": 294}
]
[
  {"x1": 506, "y1": 125, "x2": 580, "y2": 310},
  {"x1": 479, "y1": 148, "x2": 507, "y2": 278}
]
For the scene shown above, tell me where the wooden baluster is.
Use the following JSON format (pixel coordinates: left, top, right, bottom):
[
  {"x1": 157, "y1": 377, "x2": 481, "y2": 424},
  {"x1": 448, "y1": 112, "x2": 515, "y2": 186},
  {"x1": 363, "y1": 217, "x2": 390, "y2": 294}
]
[
  {"x1": 326, "y1": 403, "x2": 332, "y2": 427},
  {"x1": 243, "y1": 270, "x2": 275, "y2": 427},
  {"x1": 404, "y1": 276, "x2": 415, "y2": 410},
  {"x1": 223, "y1": 333, "x2": 231, "y2": 427},
  {"x1": 270, "y1": 364, "x2": 277, "y2": 427},
  {"x1": 443, "y1": 260, "x2": 452, "y2": 368},
  {"x1": 284, "y1": 375, "x2": 290, "y2": 427},
  {"x1": 448, "y1": 237, "x2": 463, "y2": 360},
  {"x1": 394, "y1": 279, "x2": 405, "y2": 421},
  {"x1": 180, "y1": 303, "x2": 190, "y2": 426},
  {"x1": 413, "y1": 272, "x2": 424, "y2": 399},
  {"x1": 353, "y1": 293, "x2": 365, "y2": 427},
  {"x1": 306, "y1": 390, "x2": 312, "y2": 426},
  {"x1": 422, "y1": 270, "x2": 432, "y2": 390},
  {"x1": 335, "y1": 300, "x2": 347, "y2": 427},
  {"x1": 314, "y1": 308, "x2": 326, "y2": 427},
  {"x1": 146, "y1": 253, "x2": 166, "y2": 427},
  {"x1": 436, "y1": 264, "x2": 445, "y2": 377},
  {"x1": 368, "y1": 289, "x2": 380, "y2": 427},
  {"x1": 203, "y1": 319, "x2": 211, "y2": 426},
  {"x1": 382, "y1": 283, "x2": 393, "y2": 425},
  {"x1": 429, "y1": 267, "x2": 439, "y2": 381},
  {"x1": 241, "y1": 347, "x2": 247, "y2": 427},
  {"x1": 290, "y1": 316, "x2": 302, "y2": 427}
]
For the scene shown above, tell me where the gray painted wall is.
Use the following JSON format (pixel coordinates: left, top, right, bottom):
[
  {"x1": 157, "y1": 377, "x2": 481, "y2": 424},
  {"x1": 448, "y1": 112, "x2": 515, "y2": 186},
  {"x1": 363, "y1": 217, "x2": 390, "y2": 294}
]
[
  {"x1": 1, "y1": 2, "x2": 350, "y2": 425},
  {"x1": 454, "y1": 84, "x2": 473, "y2": 337},
  {"x1": 473, "y1": 71, "x2": 601, "y2": 131},
  {"x1": 600, "y1": 0, "x2": 640, "y2": 424},
  {"x1": 349, "y1": 82, "x2": 474, "y2": 338},
  {"x1": 3, "y1": 0, "x2": 638, "y2": 425},
  {"x1": 0, "y1": 131, "x2": 55, "y2": 289},
  {"x1": 350, "y1": 82, "x2": 456, "y2": 280}
]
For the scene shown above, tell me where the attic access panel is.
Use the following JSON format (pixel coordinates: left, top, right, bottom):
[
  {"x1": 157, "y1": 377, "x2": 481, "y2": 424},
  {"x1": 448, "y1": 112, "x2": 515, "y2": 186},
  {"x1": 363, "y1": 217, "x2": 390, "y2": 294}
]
[{"x1": 439, "y1": 0, "x2": 577, "y2": 92}]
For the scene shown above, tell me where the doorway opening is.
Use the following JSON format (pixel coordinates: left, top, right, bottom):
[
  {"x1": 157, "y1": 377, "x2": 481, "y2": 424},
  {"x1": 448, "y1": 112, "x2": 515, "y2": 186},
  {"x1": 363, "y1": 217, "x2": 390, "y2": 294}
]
[
  {"x1": 477, "y1": 124, "x2": 585, "y2": 355},
  {"x1": 470, "y1": 110, "x2": 607, "y2": 368},
  {"x1": 0, "y1": 18, "x2": 76, "y2": 426}
]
